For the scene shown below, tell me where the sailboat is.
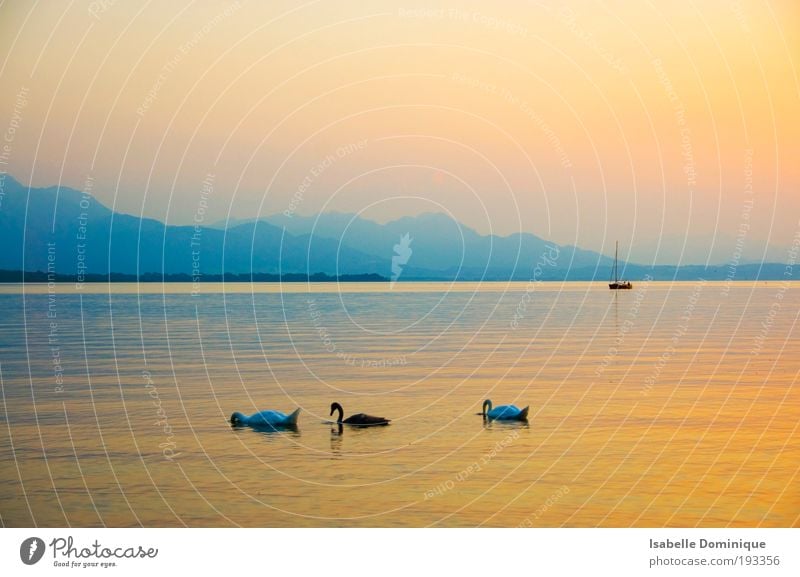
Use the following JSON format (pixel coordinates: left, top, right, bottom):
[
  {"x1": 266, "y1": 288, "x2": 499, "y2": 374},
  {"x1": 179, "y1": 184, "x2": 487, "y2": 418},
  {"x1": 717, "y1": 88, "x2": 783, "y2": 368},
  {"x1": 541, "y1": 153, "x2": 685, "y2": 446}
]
[{"x1": 609, "y1": 241, "x2": 632, "y2": 290}]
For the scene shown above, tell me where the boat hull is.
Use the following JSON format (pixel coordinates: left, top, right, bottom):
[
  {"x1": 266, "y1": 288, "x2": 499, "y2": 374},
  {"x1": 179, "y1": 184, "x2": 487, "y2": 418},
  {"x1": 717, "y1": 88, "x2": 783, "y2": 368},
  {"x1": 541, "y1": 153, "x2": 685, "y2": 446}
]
[{"x1": 609, "y1": 281, "x2": 633, "y2": 290}]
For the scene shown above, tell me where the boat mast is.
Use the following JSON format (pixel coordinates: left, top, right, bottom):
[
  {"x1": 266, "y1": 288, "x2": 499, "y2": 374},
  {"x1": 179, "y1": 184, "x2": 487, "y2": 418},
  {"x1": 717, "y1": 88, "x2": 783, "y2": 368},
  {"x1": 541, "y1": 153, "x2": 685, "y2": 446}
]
[{"x1": 614, "y1": 241, "x2": 619, "y2": 282}]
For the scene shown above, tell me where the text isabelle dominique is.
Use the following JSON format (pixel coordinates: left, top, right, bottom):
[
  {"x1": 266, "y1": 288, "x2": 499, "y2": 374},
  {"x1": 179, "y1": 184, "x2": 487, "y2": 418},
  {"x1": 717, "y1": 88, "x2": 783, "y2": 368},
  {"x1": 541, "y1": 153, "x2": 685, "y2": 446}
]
[{"x1": 650, "y1": 538, "x2": 766, "y2": 552}]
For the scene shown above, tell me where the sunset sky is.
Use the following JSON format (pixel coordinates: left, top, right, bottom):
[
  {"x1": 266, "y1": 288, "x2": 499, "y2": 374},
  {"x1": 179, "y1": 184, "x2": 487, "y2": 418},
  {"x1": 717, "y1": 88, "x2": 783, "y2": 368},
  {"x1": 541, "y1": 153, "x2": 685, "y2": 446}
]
[{"x1": 0, "y1": 0, "x2": 797, "y2": 264}]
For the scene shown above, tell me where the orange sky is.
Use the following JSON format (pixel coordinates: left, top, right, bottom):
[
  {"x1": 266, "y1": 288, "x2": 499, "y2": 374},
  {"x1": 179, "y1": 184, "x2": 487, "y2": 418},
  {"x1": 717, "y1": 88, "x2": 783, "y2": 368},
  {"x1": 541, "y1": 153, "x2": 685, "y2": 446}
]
[{"x1": 0, "y1": 0, "x2": 797, "y2": 264}]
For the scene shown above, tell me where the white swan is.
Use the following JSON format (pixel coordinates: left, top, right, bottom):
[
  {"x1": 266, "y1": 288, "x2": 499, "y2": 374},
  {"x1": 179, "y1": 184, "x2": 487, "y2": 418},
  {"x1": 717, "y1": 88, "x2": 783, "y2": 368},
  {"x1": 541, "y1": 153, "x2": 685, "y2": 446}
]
[
  {"x1": 482, "y1": 399, "x2": 529, "y2": 421},
  {"x1": 230, "y1": 408, "x2": 300, "y2": 428}
]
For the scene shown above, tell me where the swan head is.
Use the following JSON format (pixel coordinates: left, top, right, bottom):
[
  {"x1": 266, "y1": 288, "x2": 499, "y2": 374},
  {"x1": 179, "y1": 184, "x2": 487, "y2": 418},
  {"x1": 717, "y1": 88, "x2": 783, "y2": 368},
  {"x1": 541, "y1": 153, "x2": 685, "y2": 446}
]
[
  {"x1": 330, "y1": 402, "x2": 342, "y2": 417},
  {"x1": 482, "y1": 399, "x2": 492, "y2": 415},
  {"x1": 230, "y1": 411, "x2": 247, "y2": 425}
]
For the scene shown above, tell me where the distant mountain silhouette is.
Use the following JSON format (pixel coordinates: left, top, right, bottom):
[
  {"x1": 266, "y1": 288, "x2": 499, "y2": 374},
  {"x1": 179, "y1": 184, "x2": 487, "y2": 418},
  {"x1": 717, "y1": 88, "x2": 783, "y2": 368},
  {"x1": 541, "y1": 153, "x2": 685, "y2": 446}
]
[
  {"x1": 0, "y1": 175, "x2": 789, "y2": 281},
  {"x1": 0, "y1": 176, "x2": 387, "y2": 277},
  {"x1": 260, "y1": 211, "x2": 613, "y2": 279}
]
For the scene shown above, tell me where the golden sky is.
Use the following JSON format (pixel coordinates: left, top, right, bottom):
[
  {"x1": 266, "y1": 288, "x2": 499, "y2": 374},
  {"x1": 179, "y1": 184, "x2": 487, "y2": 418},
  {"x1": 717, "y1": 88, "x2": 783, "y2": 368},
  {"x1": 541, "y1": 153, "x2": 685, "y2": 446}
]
[{"x1": 0, "y1": 0, "x2": 797, "y2": 263}]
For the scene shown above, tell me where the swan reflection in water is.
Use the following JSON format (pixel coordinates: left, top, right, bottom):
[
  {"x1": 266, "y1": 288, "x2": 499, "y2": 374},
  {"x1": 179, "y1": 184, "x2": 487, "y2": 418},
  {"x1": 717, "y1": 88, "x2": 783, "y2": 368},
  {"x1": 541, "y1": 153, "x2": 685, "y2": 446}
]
[
  {"x1": 329, "y1": 423, "x2": 344, "y2": 454},
  {"x1": 482, "y1": 416, "x2": 530, "y2": 430},
  {"x1": 231, "y1": 421, "x2": 300, "y2": 437}
]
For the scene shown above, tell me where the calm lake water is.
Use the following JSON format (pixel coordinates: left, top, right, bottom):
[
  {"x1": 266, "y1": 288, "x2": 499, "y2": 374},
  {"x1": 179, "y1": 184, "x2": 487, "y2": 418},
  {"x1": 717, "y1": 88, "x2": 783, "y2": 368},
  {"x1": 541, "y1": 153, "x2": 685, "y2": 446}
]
[{"x1": 0, "y1": 281, "x2": 797, "y2": 527}]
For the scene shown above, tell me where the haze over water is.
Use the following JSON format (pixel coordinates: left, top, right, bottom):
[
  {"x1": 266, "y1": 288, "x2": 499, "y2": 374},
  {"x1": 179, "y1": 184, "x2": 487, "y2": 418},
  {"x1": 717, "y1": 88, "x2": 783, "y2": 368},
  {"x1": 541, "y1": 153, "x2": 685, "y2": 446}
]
[{"x1": 0, "y1": 281, "x2": 797, "y2": 527}]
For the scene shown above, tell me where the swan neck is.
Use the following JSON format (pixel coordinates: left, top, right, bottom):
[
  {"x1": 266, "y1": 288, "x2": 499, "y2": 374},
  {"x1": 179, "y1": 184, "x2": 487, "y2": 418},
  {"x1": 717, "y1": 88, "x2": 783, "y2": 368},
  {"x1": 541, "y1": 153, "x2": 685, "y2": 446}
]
[
  {"x1": 483, "y1": 400, "x2": 492, "y2": 415},
  {"x1": 336, "y1": 405, "x2": 344, "y2": 423}
]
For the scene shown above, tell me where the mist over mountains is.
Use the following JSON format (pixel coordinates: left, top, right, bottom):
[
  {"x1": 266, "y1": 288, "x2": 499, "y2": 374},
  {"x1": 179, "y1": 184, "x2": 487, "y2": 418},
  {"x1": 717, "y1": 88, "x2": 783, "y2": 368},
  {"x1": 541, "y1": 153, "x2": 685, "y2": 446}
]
[{"x1": 0, "y1": 176, "x2": 787, "y2": 281}]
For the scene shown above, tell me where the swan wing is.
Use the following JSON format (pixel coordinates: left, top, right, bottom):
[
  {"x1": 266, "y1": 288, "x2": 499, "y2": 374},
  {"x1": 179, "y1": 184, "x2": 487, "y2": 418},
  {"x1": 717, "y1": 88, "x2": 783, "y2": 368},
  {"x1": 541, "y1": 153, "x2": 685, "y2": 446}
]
[
  {"x1": 249, "y1": 410, "x2": 287, "y2": 425},
  {"x1": 344, "y1": 413, "x2": 390, "y2": 425},
  {"x1": 487, "y1": 405, "x2": 524, "y2": 420}
]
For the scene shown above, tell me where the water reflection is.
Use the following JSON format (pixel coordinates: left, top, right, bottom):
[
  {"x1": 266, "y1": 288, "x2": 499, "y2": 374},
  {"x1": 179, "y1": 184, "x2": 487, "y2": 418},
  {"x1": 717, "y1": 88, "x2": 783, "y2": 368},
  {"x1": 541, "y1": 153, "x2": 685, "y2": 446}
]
[
  {"x1": 329, "y1": 423, "x2": 344, "y2": 455},
  {"x1": 2, "y1": 282, "x2": 796, "y2": 527},
  {"x1": 231, "y1": 422, "x2": 300, "y2": 438},
  {"x1": 482, "y1": 416, "x2": 530, "y2": 430}
]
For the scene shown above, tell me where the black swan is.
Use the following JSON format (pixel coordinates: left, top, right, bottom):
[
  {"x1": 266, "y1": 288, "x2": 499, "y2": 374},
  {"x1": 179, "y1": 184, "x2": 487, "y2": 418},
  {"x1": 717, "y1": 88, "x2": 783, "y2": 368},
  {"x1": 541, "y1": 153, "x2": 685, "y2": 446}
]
[{"x1": 330, "y1": 402, "x2": 390, "y2": 426}]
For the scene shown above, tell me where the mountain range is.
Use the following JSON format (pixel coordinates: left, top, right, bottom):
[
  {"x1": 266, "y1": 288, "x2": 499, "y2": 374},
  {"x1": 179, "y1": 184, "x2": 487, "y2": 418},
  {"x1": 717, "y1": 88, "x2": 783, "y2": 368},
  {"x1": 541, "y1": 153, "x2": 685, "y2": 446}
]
[{"x1": 0, "y1": 175, "x2": 788, "y2": 281}]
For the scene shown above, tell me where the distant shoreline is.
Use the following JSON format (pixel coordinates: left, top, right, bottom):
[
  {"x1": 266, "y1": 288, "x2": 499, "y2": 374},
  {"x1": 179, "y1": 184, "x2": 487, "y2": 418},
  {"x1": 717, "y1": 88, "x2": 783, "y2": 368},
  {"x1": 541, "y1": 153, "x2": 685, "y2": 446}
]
[
  {"x1": 0, "y1": 263, "x2": 800, "y2": 288},
  {"x1": 0, "y1": 262, "x2": 794, "y2": 284}
]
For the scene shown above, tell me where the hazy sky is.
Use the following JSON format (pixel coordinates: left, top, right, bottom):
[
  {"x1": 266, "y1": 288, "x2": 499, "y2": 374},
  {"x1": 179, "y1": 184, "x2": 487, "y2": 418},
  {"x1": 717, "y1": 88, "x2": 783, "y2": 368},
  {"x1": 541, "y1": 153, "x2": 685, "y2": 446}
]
[{"x1": 0, "y1": 0, "x2": 797, "y2": 264}]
